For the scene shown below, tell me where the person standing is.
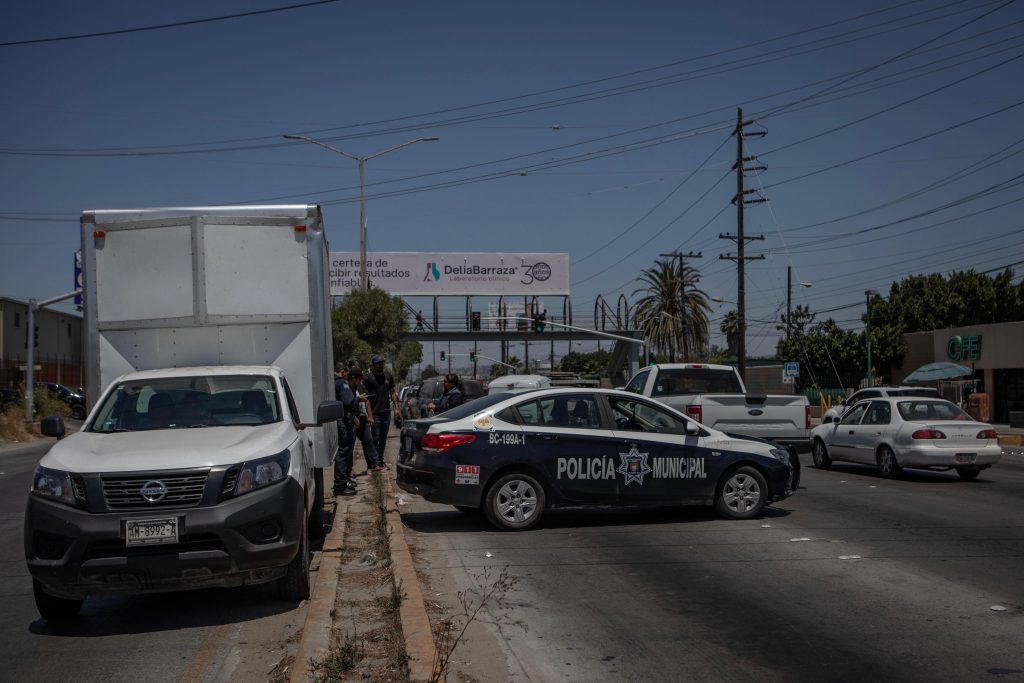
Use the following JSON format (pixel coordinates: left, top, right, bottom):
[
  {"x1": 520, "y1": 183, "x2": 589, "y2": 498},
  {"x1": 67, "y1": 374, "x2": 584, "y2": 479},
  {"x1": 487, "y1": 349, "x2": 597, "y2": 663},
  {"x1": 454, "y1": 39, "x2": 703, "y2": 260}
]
[
  {"x1": 414, "y1": 310, "x2": 425, "y2": 331},
  {"x1": 434, "y1": 373, "x2": 465, "y2": 413},
  {"x1": 332, "y1": 363, "x2": 357, "y2": 496},
  {"x1": 348, "y1": 366, "x2": 384, "y2": 472},
  {"x1": 366, "y1": 354, "x2": 399, "y2": 463}
]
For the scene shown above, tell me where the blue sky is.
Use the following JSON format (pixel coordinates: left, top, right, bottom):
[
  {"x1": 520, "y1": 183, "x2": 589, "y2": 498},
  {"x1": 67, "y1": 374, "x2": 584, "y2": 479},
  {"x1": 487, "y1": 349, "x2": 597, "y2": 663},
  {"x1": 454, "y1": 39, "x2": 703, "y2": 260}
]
[{"x1": 2, "y1": 0, "x2": 1022, "y2": 369}]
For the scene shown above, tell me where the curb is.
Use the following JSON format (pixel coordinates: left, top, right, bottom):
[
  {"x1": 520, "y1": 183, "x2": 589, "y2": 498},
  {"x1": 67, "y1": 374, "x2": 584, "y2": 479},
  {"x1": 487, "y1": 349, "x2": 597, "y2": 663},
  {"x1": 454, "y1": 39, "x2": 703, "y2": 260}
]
[
  {"x1": 383, "y1": 473, "x2": 438, "y2": 683},
  {"x1": 998, "y1": 434, "x2": 1022, "y2": 446},
  {"x1": 290, "y1": 482, "x2": 349, "y2": 683}
]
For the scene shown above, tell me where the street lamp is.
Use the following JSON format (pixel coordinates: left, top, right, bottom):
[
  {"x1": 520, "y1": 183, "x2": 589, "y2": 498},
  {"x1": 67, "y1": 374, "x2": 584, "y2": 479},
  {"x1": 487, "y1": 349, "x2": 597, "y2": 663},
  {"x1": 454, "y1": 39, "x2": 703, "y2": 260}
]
[
  {"x1": 865, "y1": 289, "x2": 878, "y2": 387},
  {"x1": 710, "y1": 295, "x2": 736, "y2": 304},
  {"x1": 786, "y1": 266, "x2": 812, "y2": 339},
  {"x1": 283, "y1": 133, "x2": 440, "y2": 289}
]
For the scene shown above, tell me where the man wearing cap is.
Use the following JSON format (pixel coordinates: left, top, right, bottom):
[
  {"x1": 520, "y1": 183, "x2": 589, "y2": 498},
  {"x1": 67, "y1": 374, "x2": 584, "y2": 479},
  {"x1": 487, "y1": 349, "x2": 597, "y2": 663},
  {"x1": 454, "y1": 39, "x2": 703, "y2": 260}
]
[
  {"x1": 366, "y1": 354, "x2": 399, "y2": 464},
  {"x1": 332, "y1": 363, "x2": 357, "y2": 496}
]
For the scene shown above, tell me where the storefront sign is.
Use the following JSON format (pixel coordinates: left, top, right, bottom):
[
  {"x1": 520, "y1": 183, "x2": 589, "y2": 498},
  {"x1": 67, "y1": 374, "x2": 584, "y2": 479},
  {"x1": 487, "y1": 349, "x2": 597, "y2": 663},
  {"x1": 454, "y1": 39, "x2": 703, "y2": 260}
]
[{"x1": 947, "y1": 334, "x2": 982, "y2": 361}]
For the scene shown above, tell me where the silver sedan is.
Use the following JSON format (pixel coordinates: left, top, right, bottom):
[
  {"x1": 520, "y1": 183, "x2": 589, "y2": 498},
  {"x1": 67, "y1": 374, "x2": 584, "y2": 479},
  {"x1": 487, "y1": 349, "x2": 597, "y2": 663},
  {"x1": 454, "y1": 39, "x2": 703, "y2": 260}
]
[{"x1": 810, "y1": 397, "x2": 1001, "y2": 480}]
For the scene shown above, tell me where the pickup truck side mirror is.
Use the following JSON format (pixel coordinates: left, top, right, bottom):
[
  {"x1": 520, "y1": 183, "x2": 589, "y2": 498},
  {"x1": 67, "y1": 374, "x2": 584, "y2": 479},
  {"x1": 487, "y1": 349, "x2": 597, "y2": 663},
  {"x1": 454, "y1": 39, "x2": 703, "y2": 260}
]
[
  {"x1": 41, "y1": 414, "x2": 66, "y2": 439},
  {"x1": 312, "y1": 400, "x2": 344, "y2": 425}
]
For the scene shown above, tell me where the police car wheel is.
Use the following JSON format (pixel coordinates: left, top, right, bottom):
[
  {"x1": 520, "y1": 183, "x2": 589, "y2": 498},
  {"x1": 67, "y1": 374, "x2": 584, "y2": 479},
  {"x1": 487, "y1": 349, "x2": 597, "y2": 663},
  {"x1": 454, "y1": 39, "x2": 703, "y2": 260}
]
[
  {"x1": 484, "y1": 473, "x2": 545, "y2": 531},
  {"x1": 714, "y1": 466, "x2": 766, "y2": 520},
  {"x1": 812, "y1": 439, "x2": 832, "y2": 470}
]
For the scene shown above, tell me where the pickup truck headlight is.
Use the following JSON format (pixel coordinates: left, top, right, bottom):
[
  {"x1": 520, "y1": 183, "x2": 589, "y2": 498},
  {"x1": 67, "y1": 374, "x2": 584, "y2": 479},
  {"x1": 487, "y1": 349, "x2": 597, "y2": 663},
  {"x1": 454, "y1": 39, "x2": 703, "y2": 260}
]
[
  {"x1": 31, "y1": 466, "x2": 76, "y2": 506},
  {"x1": 769, "y1": 448, "x2": 791, "y2": 465},
  {"x1": 235, "y1": 450, "x2": 290, "y2": 496}
]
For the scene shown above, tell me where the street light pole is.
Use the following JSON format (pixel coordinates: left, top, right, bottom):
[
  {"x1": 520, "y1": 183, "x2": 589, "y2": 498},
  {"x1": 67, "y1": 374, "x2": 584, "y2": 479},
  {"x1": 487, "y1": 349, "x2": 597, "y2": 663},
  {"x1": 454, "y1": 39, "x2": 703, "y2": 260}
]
[
  {"x1": 865, "y1": 289, "x2": 878, "y2": 387},
  {"x1": 283, "y1": 134, "x2": 440, "y2": 290},
  {"x1": 786, "y1": 266, "x2": 812, "y2": 340}
]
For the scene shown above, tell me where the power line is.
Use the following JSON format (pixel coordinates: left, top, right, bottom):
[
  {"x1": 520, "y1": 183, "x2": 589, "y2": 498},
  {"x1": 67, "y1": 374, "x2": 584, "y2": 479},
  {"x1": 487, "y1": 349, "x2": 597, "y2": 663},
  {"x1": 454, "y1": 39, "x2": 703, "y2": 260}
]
[{"x1": 0, "y1": 0, "x2": 344, "y2": 48}]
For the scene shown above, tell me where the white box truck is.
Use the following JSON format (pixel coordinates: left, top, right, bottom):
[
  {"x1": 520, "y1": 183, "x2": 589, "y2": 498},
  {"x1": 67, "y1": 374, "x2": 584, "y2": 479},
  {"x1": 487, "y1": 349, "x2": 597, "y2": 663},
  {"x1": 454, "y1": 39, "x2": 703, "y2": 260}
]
[{"x1": 24, "y1": 206, "x2": 340, "y2": 620}]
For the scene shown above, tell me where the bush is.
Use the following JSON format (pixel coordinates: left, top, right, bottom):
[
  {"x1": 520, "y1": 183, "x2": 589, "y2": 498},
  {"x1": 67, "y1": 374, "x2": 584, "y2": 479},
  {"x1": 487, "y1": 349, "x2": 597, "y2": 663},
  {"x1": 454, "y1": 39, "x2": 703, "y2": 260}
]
[{"x1": 0, "y1": 404, "x2": 33, "y2": 441}]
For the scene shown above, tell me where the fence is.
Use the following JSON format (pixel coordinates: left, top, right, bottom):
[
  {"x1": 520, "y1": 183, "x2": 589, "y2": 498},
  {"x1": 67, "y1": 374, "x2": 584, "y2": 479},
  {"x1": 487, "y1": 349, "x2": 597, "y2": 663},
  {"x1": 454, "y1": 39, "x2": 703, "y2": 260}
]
[{"x1": 1, "y1": 354, "x2": 84, "y2": 390}]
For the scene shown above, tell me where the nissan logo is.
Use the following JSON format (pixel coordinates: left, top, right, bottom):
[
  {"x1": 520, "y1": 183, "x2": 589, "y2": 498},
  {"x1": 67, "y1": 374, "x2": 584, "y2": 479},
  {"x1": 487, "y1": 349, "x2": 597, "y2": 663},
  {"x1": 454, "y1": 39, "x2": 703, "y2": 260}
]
[{"x1": 140, "y1": 480, "x2": 169, "y2": 502}]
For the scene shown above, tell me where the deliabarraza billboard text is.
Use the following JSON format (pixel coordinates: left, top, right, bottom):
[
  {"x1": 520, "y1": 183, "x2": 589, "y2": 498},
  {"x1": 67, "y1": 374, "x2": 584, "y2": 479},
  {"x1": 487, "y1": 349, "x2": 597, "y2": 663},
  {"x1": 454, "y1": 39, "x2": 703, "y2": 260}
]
[{"x1": 328, "y1": 253, "x2": 569, "y2": 296}]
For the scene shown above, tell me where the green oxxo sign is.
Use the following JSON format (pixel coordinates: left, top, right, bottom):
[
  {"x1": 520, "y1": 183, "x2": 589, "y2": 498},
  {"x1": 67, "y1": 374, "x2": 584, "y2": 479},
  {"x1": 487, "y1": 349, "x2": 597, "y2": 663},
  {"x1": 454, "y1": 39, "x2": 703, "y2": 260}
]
[{"x1": 947, "y1": 334, "x2": 982, "y2": 361}]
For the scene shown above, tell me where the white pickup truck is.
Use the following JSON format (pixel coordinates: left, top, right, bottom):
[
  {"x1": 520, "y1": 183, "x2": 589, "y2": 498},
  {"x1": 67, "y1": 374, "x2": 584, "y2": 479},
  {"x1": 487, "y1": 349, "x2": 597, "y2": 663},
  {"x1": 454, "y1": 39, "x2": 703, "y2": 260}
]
[{"x1": 624, "y1": 363, "x2": 810, "y2": 453}]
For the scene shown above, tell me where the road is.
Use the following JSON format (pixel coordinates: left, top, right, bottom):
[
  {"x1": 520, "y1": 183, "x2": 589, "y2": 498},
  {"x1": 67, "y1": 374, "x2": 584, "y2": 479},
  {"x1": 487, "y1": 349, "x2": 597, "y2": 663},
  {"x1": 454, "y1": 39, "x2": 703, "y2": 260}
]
[
  {"x1": 0, "y1": 438, "x2": 311, "y2": 683},
  {"x1": 400, "y1": 449, "x2": 1024, "y2": 682}
]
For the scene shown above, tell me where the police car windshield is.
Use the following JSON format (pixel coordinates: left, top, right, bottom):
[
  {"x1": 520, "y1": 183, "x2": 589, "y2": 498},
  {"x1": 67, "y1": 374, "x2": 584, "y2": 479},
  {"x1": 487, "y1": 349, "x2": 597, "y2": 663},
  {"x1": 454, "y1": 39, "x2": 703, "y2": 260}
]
[{"x1": 435, "y1": 393, "x2": 513, "y2": 420}]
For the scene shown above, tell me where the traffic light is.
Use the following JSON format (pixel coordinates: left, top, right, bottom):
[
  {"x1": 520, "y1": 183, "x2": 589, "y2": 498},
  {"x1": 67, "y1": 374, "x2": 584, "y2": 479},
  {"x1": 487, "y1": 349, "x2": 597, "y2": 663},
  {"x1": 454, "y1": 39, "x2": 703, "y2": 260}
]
[
  {"x1": 471, "y1": 311, "x2": 481, "y2": 331},
  {"x1": 533, "y1": 313, "x2": 545, "y2": 333},
  {"x1": 33, "y1": 325, "x2": 39, "y2": 348},
  {"x1": 439, "y1": 351, "x2": 446, "y2": 361},
  {"x1": 470, "y1": 351, "x2": 476, "y2": 363}
]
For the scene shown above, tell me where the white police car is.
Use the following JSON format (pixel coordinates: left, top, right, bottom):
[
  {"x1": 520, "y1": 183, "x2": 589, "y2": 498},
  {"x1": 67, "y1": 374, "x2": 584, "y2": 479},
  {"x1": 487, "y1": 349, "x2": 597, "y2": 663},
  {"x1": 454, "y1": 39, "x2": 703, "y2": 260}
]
[{"x1": 397, "y1": 388, "x2": 796, "y2": 531}]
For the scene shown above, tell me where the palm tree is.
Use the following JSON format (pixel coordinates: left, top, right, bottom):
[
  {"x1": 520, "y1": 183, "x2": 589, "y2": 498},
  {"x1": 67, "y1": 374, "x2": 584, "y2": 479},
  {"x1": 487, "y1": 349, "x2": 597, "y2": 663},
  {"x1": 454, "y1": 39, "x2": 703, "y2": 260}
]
[
  {"x1": 720, "y1": 310, "x2": 741, "y2": 357},
  {"x1": 633, "y1": 258, "x2": 711, "y2": 362}
]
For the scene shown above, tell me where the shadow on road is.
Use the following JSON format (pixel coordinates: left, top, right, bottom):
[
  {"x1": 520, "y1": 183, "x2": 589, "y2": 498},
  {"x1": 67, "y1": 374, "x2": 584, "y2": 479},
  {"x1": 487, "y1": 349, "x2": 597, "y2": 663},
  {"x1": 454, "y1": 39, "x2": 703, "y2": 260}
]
[{"x1": 402, "y1": 503, "x2": 792, "y2": 534}]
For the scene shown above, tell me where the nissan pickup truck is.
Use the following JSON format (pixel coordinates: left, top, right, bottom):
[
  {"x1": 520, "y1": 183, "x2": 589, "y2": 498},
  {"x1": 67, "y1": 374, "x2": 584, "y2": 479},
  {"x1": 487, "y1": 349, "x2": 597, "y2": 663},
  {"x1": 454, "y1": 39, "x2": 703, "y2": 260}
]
[{"x1": 624, "y1": 363, "x2": 811, "y2": 454}]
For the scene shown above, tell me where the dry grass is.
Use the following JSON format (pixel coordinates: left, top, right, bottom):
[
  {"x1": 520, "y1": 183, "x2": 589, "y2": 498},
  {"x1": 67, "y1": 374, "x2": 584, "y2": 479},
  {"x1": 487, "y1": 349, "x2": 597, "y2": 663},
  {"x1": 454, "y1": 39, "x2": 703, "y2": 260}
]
[{"x1": 0, "y1": 405, "x2": 37, "y2": 442}]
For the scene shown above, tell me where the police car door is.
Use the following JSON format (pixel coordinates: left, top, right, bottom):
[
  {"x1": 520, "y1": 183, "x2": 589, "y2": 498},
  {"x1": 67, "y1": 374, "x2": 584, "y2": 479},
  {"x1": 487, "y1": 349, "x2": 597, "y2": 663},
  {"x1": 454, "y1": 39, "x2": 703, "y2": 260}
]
[
  {"x1": 606, "y1": 395, "x2": 715, "y2": 503},
  {"x1": 512, "y1": 393, "x2": 619, "y2": 504}
]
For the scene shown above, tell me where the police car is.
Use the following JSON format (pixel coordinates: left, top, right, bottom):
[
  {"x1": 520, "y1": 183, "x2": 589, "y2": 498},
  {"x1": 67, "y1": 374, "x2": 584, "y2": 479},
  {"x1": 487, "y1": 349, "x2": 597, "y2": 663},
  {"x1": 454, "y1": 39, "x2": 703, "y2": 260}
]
[{"x1": 397, "y1": 388, "x2": 795, "y2": 531}]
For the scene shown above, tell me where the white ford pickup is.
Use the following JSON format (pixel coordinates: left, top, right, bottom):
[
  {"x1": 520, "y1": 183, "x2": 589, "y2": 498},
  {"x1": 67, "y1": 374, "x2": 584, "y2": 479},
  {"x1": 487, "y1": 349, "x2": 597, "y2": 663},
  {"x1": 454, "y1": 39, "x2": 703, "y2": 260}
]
[{"x1": 624, "y1": 363, "x2": 811, "y2": 453}]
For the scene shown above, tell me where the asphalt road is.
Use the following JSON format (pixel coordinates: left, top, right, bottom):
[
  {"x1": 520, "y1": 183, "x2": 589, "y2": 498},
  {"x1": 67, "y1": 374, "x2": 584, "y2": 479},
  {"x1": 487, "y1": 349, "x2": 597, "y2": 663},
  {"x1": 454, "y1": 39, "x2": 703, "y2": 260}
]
[
  {"x1": 0, "y1": 438, "x2": 312, "y2": 683},
  {"x1": 401, "y1": 449, "x2": 1024, "y2": 682}
]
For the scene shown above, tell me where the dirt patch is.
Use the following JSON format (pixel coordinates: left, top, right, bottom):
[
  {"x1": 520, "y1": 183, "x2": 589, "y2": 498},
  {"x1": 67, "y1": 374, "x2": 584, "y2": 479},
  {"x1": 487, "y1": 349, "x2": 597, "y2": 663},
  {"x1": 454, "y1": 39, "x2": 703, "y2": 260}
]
[{"x1": 311, "y1": 472, "x2": 409, "y2": 682}]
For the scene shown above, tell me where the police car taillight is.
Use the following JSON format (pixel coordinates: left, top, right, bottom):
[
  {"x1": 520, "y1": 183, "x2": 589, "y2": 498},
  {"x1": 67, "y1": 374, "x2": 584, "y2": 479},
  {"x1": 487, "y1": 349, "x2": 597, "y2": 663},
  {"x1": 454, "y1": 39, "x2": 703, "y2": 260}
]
[
  {"x1": 685, "y1": 405, "x2": 702, "y2": 423},
  {"x1": 421, "y1": 433, "x2": 477, "y2": 454}
]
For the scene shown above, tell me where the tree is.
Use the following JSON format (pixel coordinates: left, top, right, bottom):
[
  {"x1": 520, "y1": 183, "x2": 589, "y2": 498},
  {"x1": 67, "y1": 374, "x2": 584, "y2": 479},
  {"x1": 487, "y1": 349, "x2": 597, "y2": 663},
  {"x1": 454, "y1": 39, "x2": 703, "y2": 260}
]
[
  {"x1": 720, "y1": 310, "x2": 740, "y2": 357},
  {"x1": 558, "y1": 349, "x2": 610, "y2": 376},
  {"x1": 331, "y1": 289, "x2": 413, "y2": 369},
  {"x1": 632, "y1": 258, "x2": 711, "y2": 362},
  {"x1": 488, "y1": 355, "x2": 521, "y2": 379},
  {"x1": 393, "y1": 341, "x2": 423, "y2": 382},
  {"x1": 420, "y1": 364, "x2": 440, "y2": 380}
]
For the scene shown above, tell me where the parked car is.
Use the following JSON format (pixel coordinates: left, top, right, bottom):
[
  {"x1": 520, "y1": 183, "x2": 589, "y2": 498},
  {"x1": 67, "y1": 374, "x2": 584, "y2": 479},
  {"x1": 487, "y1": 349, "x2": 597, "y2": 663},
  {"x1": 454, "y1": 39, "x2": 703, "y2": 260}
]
[
  {"x1": 810, "y1": 397, "x2": 1001, "y2": 480},
  {"x1": 487, "y1": 374, "x2": 551, "y2": 394},
  {"x1": 413, "y1": 376, "x2": 485, "y2": 417},
  {"x1": 39, "y1": 382, "x2": 87, "y2": 420},
  {"x1": 822, "y1": 386, "x2": 941, "y2": 423},
  {"x1": 397, "y1": 387, "x2": 796, "y2": 530}
]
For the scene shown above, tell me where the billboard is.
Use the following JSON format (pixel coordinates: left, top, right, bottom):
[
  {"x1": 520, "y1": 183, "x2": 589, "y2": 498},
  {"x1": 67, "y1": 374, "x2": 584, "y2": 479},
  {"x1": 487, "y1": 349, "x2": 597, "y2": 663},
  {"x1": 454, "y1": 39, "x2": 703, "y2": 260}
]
[{"x1": 329, "y1": 252, "x2": 569, "y2": 296}]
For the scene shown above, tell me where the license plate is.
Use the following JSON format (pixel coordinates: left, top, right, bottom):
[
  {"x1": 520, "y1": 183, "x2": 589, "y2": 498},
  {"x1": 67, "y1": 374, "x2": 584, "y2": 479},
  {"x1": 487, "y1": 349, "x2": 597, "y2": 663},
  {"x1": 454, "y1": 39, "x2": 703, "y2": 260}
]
[
  {"x1": 405, "y1": 435, "x2": 414, "y2": 453},
  {"x1": 955, "y1": 453, "x2": 977, "y2": 464},
  {"x1": 126, "y1": 518, "x2": 178, "y2": 546}
]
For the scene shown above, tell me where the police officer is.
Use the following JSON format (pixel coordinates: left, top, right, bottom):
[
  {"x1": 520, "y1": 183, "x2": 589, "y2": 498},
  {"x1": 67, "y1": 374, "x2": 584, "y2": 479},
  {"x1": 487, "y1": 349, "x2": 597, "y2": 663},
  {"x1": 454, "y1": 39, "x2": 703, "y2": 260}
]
[
  {"x1": 366, "y1": 354, "x2": 399, "y2": 464},
  {"x1": 332, "y1": 363, "x2": 357, "y2": 496}
]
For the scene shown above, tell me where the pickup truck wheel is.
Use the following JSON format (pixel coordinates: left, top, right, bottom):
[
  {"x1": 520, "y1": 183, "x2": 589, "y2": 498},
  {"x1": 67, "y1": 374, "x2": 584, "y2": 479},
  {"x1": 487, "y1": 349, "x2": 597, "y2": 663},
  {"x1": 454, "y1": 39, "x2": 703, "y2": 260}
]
[
  {"x1": 877, "y1": 446, "x2": 903, "y2": 479},
  {"x1": 33, "y1": 579, "x2": 82, "y2": 621},
  {"x1": 714, "y1": 466, "x2": 766, "y2": 520},
  {"x1": 812, "y1": 439, "x2": 832, "y2": 470},
  {"x1": 484, "y1": 473, "x2": 545, "y2": 531},
  {"x1": 278, "y1": 513, "x2": 311, "y2": 600}
]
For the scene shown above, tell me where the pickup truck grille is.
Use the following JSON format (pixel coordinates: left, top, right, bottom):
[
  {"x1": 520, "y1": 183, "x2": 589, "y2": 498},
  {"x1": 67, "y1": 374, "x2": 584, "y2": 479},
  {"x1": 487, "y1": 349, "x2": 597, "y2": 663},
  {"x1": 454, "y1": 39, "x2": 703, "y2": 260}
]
[{"x1": 101, "y1": 472, "x2": 208, "y2": 510}]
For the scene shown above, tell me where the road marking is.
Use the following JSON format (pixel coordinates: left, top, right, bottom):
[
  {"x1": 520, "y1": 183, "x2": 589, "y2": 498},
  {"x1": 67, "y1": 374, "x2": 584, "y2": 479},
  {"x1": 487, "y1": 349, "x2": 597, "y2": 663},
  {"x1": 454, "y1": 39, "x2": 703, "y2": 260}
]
[{"x1": 178, "y1": 622, "x2": 232, "y2": 683}]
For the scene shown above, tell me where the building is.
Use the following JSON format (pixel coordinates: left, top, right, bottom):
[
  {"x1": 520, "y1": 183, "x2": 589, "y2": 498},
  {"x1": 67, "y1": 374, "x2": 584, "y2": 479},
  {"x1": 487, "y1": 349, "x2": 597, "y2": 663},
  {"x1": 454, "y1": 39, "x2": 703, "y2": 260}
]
[
  {"x1": 0, "y1": 297, "x2": 84, "y2": 390},
  {"x1": 895, "y1": 320, "x2": 1024, "y2": 424}
]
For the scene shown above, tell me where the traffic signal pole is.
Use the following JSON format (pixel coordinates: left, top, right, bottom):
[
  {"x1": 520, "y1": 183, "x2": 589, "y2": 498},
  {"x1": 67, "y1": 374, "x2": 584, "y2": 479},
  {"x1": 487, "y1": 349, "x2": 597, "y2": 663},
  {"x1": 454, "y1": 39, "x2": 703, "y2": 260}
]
[{"x1": 24, "y1": 289, "x2": 81, "y2": 420}]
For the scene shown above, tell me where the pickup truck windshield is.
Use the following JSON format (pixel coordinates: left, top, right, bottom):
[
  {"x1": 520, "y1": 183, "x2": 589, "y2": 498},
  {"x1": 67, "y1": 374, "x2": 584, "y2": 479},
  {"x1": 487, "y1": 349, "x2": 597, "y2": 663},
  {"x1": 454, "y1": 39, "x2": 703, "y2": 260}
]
[
  {"x1": 651, "y1": 369, "x2": 743, "y2": 396},
  {"x1": 88, "y1": 375, "x2": 281, "y2": 432}
]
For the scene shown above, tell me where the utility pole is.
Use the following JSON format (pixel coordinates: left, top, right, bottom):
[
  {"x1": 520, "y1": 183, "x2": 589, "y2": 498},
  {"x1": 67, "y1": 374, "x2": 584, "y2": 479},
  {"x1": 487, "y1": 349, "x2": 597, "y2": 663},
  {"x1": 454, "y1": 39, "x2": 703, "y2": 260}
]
[
  {"x1": 660, "y1": 250, "x2": 702, "y2": 361},
  {"x1": 865, "y1": 290, "x2": 878, "y2": 387},
  {"x1": 720, "y1": 108, "x2": 766, "y2": 382}
]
